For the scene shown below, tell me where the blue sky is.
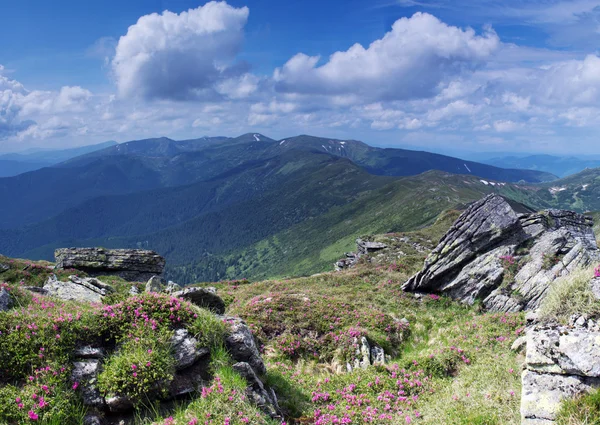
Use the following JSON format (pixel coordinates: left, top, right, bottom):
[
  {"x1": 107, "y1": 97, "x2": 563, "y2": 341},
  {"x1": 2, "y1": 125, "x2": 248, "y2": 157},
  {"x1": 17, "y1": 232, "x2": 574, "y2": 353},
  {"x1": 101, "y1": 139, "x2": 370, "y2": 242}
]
[{"x1": 1, "y1": 0, "x2": 600, "y2": 154}]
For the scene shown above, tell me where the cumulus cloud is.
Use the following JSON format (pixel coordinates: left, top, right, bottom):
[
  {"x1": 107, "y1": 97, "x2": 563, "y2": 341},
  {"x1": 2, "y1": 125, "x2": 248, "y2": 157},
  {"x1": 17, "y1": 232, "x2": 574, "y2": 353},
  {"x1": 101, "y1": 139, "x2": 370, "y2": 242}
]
[
  {"x1": 112, "y1": 1, "x2": 251, "y2": 100},
  {"x1": 0, "y1": 66, "x2": 35, "y2": 139},
  {"x1": 273, "y1": 12, "x2": 499, "y2": 102}
]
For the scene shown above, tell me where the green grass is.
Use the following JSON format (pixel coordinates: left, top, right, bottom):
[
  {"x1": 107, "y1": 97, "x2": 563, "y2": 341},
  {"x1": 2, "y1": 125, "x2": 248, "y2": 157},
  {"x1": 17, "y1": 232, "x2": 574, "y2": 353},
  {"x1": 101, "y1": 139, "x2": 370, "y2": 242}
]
[
  {"x1": 538, "y1": 266, "x2": 600, "y2": 324},
  {"x1": 556, "y1": 389, "x2": 600, "y2": 425}
]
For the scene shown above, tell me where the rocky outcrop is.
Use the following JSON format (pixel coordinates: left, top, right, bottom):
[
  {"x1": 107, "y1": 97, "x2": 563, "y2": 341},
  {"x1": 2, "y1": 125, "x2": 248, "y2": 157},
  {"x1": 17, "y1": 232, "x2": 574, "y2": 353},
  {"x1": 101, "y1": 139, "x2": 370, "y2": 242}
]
[
  {"x1": 521, "y1": 317, "x2": 600, "y2": 424},
  {"x1": 404, "y1": 194, "x2": 599, "y2": 312},
  {"x1": 335, "y1": 239, "x2": 387, "y2": 270},
  {"x1": 69, "y1": 305, "x2": 280, "y2": 422},
  {"x1": 173, "y1": 287, "x2": 226, "y2": 315},
  {"x1": 43, "y1": 275, "x2": 114, "y2": 303},
  {"x1": 55, "y1": 248, "x2": 165, "y2": 282}
]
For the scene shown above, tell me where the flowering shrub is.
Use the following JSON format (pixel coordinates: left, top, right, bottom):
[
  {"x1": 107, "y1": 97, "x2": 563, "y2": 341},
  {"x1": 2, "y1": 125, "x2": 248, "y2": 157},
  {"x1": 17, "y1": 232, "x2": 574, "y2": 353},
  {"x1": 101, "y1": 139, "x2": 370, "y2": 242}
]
[
  {"x1": 0, "y1": 365, "x2": 84, "y2": 424},
  {"x1": 500, "y1": 255, "x2": 521, "y2": 285},
  {"x1": 237, "y1": 293, "x2": 410, "y2": 362},
  {"x1": 98, "y1": 328, "x2": 175, "y2": 402}
]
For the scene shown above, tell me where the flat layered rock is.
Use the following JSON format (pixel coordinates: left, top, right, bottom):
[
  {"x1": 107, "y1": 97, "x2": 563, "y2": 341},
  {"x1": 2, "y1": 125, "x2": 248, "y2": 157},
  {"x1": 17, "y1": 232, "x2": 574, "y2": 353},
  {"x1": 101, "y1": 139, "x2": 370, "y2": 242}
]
[{"x1": 55, "y1": 248, "x2": 165, "y2": 282}]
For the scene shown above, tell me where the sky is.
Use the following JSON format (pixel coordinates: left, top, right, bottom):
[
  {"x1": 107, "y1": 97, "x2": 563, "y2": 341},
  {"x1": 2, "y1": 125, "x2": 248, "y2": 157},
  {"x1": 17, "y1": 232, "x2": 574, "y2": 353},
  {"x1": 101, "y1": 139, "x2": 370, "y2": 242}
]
[{"x1": 1, "y1": 0, "x2": 600, "y2": 155}]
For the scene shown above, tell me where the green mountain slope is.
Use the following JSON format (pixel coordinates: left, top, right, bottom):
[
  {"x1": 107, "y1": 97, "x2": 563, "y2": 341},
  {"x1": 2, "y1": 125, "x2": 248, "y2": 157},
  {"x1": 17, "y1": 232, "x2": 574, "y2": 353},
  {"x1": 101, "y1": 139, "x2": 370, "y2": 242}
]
[{"x1": 166, "y1": 172, "x2": 551, "y2": 282}]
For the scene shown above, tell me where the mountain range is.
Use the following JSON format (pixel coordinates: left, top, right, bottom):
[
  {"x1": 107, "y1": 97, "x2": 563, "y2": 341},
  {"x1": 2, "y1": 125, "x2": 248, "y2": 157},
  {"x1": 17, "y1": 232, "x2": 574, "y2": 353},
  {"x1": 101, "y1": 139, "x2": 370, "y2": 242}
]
[
  {"x1": 0, "y1": 141, "x2": 118, "y2": 177},
  {"x1": 1, "y1": 132, "x2": 595, "y2": 283},
  {"x1": 481, "y1": 154, "x2": 600, "y2": 178}
]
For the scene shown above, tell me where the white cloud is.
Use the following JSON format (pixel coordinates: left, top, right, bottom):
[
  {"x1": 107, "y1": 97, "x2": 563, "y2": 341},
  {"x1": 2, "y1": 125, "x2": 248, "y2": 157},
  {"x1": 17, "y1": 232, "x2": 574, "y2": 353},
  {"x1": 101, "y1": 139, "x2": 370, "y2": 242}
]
[
  {"x1": 112, "y1": 1, "x2": 250, "y2": 100},
  {"x1": 273, "y1": 12, "x2": 499, "y2": 102}
]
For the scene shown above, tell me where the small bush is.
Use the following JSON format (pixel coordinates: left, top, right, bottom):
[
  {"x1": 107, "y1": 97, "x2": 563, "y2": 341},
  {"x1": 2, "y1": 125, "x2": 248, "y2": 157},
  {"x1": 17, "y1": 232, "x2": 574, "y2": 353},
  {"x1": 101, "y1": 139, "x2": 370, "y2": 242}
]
[
  {"x1": 98, "y1": 328, "x2": 175, "y2": 402},
  {"x1": 539, "y1": 267, "x2": 600, "y2": 324},
  {"x1": 556, "y1": 389, "x2": 600, "y2": 425}
]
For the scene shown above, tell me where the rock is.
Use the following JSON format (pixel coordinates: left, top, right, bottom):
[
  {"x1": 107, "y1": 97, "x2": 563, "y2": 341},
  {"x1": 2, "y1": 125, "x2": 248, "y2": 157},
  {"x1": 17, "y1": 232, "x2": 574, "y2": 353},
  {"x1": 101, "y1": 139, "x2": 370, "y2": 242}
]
[
  {"x1": 232, "y1": 362, "x2": 281, "y2": 419},
  {"x1": 511, "y1": 336, "x2": 527, "y2": 353},
  {"x1": 83, "y1": 415, "x2": 103, "y2": 425},
  {"x1": 334, "y1": 239, "x2": 387, "y2": 270},
  {"x1": 590, "y1": 277, "x2": 600, "y2": 299},
  {"x1": 526, "y1": 326, "x2": 600, "y2": 377},
  {"x1": 521, "y1": 370, "x2": 600, "y2": 423},
  {"x1": 169, "y1": 358, "x2": 211, "y2": 398},
  {"x1": 55, "y1": 248, "x2": 165, "y2": 282},
  {"x1": 165, "y1": 281, "x2": 182, "y2": 294},
  {"x1": 74, "y1": 346, "x2": 106, "y2": 359},
  {"x1": 172, "y1": 287, "x2": 225, "y2": 315},
  {"x1": 170, "y1": 328, "x2": 209, "y2": 370},
  {"x1": 0, "y1": 288, "x2": 13, "y2": 312},
  {"x1": 23, "y1": 286, "x2": 49, "y2": 296},
  {"x1": 225, "y1": 317, "x2": 266, "y2": 375},
  {"x1": 72, "y1": 360, "x2": 105, "y2": 408},
  {"x1": 0, "y1": 263, "x2": 8, "y2": 273},
  {"x1": 43, "y1": 275, "x2": 113, "y2": 303},
  {"x1": 129, "y1": 286, "x2": 139, "y2": 295},
  {"x1": 145, "y1": 275, "x2": 164, "y2": 293},
  {"x1": 353, "y1": 337, "x2": 371, "y2": 370},
  {"x1": 403, "y1": 194, "x2": 599, "y2": 312},
  {"x1": 521, "y1": 325, "x2": 600, "y2": 423},
  {"x1": 105, "y1": 395, "x2": 133, "y2": 413},
  {"x1": 357, "y1": 239, "x2": 387, "y2": 254},
  {"x1": 526, "y1": 311, "x2": 540, "y2": 324},
  {"x1": 370, "y1": 345, "x2": 386, "y2": 366}
]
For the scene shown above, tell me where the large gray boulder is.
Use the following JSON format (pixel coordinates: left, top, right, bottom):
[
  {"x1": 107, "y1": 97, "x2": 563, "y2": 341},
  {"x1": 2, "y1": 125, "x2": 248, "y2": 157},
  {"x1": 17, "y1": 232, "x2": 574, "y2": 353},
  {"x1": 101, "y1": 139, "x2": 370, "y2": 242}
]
[
  {"x1": 55, "y1": 248, "x2": 165, "y2": 282},
  {"x1": 43, "y1": 275, "x2": 113, "y2": 303},
  {"x1": 404, "y1": 194, "x2": 599, "y2": 312}
]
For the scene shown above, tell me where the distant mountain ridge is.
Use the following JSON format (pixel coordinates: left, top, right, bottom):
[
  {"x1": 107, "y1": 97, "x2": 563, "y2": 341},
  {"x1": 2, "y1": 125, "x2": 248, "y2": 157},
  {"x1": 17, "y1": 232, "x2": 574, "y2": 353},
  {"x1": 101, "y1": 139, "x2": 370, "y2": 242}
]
[
  {"x1": 481, "y1": 154, "x2": 600, "y2": 178},
  {"x1": 0, "y1": 131, "x2": 575, "y2": 283},
  {"x1": 0, "y1": 141, "x2": 118, "y2": 177}
]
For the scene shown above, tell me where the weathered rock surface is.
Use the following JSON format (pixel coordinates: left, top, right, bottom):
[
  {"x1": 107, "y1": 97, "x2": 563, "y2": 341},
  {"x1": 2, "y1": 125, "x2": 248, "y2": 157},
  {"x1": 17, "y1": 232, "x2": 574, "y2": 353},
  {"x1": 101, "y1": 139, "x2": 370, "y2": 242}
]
[
  {"x1": 145, "y1": 275, "x2": 164, "y2": 293},
  {"x1": 404, "y1": 194, "x2": 599, "y2": 312},
  {"x1": 55, "y1": 248, "x2": 165, "y2": 282},
  {"x1": 43, "y1": 275, "x2": 113, "y2": 303},
  {"x1": 72, "y1": 360, "x2": 105, "y2": 408},
  {"x1": 0, "y1": 288, "x2": 13, "y2": 312},
  {"x1": 171, "y1": 328, "x2": 209, "y2": 370},
  {"x1": 0, "y1": 263, "x2": 9, "y2": 273},
  {"x1": 165, "y1": 281, "x2": 182, "y2": 294},
  {"x1": 225, "y1": 317, "x2": 266, "y2": 376},
  {"x1": 521, "y1": 320, "x2": 600, "y2": 424},
  {"x1": 173, "y1": 287, "x2": 225, "y2": 315},
  {"x1": 233, "y1": 362, "x2": 281, "y2": 419}
]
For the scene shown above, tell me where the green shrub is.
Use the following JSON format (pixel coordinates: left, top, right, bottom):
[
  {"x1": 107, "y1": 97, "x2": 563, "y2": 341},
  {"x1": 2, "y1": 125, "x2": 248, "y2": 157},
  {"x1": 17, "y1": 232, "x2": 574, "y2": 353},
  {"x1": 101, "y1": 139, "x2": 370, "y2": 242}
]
[
  {"x1": 539, "y1": 267, "x2": 600, "y2": 324},
  {"x1": 97, "y1": 328, "x2": 175, "y2": 402}
]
